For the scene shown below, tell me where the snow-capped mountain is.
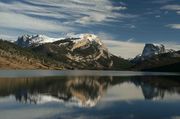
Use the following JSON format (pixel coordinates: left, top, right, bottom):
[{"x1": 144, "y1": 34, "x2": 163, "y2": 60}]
[
  {"x1": 15, "y1": 34, "x2": 63, "y2": 47},
  {"x1": 15, "y1": 34, "x2": 103, "y2": 47},
  {"x1": 14, "y1": 33, "x2": 129, "y2": 70}
]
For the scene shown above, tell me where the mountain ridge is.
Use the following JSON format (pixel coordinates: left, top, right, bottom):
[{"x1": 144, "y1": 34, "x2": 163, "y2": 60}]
[
  {"x1": 0, "y1": 34, "x2": 132, "y2": 70},
  {"x1": 0, "y1": 34, "x2": 179, "y2": 71}
]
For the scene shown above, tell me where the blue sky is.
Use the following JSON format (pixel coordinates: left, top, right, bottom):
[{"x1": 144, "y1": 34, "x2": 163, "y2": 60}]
[{"x1": 0, "y1": 0, "x2": 180, "y2": 58}]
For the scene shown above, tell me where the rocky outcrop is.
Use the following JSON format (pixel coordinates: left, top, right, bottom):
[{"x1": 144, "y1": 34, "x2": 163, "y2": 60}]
[
  {"x1": 132, "y1": 43, "x2": 171, "y2": 63},
  {"x1": 142, "y1": 44, "x2": 166, "y2": 58}
]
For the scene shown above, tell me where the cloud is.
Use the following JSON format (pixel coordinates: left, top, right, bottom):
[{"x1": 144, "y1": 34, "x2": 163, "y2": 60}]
[
  {"x1": 0, "y1": 12, "x2": 72, "y2": 32},
  {"x1": 97, "y1": 32, "x2": 144, "y2": 58},
  {"x1": 172, "y1": 116, "x2": 180, "y2": 119},
  {"x1": 0, "y1": 0, "x2": 130, "y2": 24},
  {"x1": 164, "y1": 42, "x2": 180, "y2": 50},
  {"x1": 127, "y1": 38, "x2": 134, "y2": 42},
  {"x1": 98, "y1": 32, "x2": 180, "y2": 59},
  {"x1": 177, "y1": 11, "x2": 180, "y2": 14},
  {"x1": 162, "y1": 5, "x2": 180, "y2": 30},
  {"x1": 103, "y1": 40, "x2": 144, "y2": 59},
  {"x1": 155, "y1": 15, "x2": 161, "y2": 18},
  {"x1": 103, "y1": 39, "x2": 180, "y2": 59},
  {"x1": 161, "y1": 4, "x2": 180, "y2": 16},
  {"x1": 130, "y1": 25, "x2": 136, "y2": 29},
  {"x1": 161, "y1": 4, "x2": 180, "y2": 11},
  {"x1": 0, "y1": 0, "x2": 135, "y2": 37},
  {"x1": 0, "y1": 34, "x2": 16, "y2": 41},
  {"x1": 166, "y1": 24, "x2": 180, "y2": 29},
  {"x1": 152, "y1": 0, "x2": 174, "y2": 4}
]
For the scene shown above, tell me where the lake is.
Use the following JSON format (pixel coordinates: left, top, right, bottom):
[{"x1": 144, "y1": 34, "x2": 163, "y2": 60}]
[{"x1": 0, "y1": 70, "x2": 180, "y2": 119}]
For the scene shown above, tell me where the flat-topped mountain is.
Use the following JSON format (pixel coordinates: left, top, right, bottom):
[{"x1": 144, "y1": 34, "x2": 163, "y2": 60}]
[
  {"x1": 142, "y1": 44, "x2": 166, "y2": 57},
  {"x1": 133, "y1": 44, "x2": 170, "y2": 62},
  {"x1": 132, "y1": 44, "x2": 180, "y2": 72}
]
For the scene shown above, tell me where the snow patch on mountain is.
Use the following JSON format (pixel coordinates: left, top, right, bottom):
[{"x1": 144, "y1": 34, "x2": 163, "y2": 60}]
[
  {"x1": 15, "y1": 34, "x2": 103, "y2": 47},
  {"x1": 71, "y1": 34, "x2": 103, "y2": 45},
  {"x1": 15, "y1": 34, "x2": 64, "y2": 47}
]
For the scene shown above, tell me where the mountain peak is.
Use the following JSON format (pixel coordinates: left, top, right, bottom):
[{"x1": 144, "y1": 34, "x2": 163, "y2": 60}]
[
  {"x1": 132, "y1": 43, "x2": 168, "y2": 63},
  {"x1": 66, "y1": 33, "x2": 103, "y2": 46},
  {"x1": 15, "y1": 34, "x2": 62, "y2": 47},
  {"x1": 15, "y1": 33, "x2": 103, "y2": 47},
  {"x1": 142, "y1": 43, "x2": 166, "y2": 58}
]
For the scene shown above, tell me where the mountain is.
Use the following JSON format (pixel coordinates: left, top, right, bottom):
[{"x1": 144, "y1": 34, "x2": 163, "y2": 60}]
[
  {"x1": 142, "y1": 44, "x2": 166, "y2": 57},
  {"x1": 0, "y1": 34, "x2": 131, "y2": 70},
  {"x1": 15, "y1": 34, "x2": 131, "y2": 70},
  {"x1": 132, "y1": 44, "x2": 167, "y2": 63},
  {"x1": 2, "y1": 34, "x2": 179, "y2": 71},
  {"x1": 15, "y1": 34, "x2": 63, "y2": 47},
  {"x1": 132, "y1": 44, "x2": 180, "y2": 72},
  {"x1": 0, "y1": 39, "x2": 63, "y2": 69}
]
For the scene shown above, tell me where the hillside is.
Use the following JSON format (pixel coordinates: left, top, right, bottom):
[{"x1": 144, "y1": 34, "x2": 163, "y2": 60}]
[
  {"x1": 143, "y1": 62, "x2": 180, "y2": 72},
  {"x1": 132, "y1": 50, "x2": 180, "y2": 72},
  {"x1": 0, "y1": 39, "x2": 63, "y2": 69}
]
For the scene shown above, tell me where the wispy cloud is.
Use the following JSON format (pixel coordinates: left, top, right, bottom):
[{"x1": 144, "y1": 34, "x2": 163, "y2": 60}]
[
  {"x1": 36, "y1": 0, "x2": 129, "y2": 24},
  {"x1": 161, "y1": 4, "x2": 180, "y2": 30},
  {"x1": 166, "y1": 24, "x2": 180, "y2": 29},
  {"x1": 161, "y1": 5, "x2": 180, "y2": 20},
  {"x1": 0, "y1": 11, "x2": 72, "y2": 32},
  {"x1": 0, "y1": 0, "x2": 131, "y2": 25},
  {"x1": 152, "y1": 0, "x2": 174, "y2": 4},
  {"x1": 161, "y1": 4, "x2": 180, "y2": 10},
  {"x1": 0, "y1": 0, "x2": 135, "y2": 38},
  {"x1": 177, "y1": 11, "x2": 180, "y2": 14}
]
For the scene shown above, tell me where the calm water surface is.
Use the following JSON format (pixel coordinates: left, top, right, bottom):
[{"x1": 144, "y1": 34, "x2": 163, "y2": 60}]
[{"x1": 0, "y1": 70, "x2": 180, "y2": 119}]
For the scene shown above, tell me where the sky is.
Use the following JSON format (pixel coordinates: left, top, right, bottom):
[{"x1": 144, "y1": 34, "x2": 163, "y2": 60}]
[{"x1": 0, "y1": 0, "x2": 180, "y2": 58}]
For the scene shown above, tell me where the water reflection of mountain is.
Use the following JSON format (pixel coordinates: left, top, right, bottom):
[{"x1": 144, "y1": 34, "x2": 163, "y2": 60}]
[
  {"x1": 0, "y1": 76, "x2": 179, "y2": 107},
  {"x1": 132, "y1": 76, "x2": 180, "y2": 100}
]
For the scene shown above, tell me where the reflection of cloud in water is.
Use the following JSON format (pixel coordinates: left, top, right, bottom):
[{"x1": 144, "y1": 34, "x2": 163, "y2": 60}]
[
  {"x1": 43, "y1": 100, "x2": 180, "y2": 119},
  {"x1": 1, "y1": 99, "x2": 180, "y2": 119},
  {"x1": 103, "y1": 83, "x2": 143, "y2": 101},
  {"x1": 0, "y1": 76, "x2": 180, "y2": 119}
]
